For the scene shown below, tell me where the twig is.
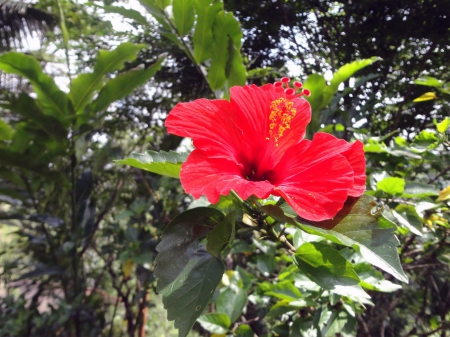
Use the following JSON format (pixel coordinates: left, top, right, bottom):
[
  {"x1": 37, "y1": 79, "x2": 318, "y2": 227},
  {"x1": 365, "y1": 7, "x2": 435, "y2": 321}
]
[{"x1": 79, "y1": 179, "x2": 124, "y2": 256}]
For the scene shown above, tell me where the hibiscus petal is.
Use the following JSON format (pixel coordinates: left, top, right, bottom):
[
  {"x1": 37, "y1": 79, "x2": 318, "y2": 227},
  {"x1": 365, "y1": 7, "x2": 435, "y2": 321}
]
[
  {"x1": 164, "y1": 99, "x2": 244, "y2": 160},
  {"x1": 274, "y1": 153, "x2": 354, "y2": 221},
  {"x1": 302, "y1": 133, "x2": 366, "y2": 196},
  {"x1": 267, "y1": 134, "x2": 358, "y2": 221},
  {"x1": 181, "y1": 149, "x2": 275, "y2": 203}
]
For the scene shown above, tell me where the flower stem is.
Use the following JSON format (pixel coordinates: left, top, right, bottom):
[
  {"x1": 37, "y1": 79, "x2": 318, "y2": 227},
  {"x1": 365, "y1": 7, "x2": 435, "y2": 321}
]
[{"x1": 230, "y1": 190, "x2": 254, "y2": 214}]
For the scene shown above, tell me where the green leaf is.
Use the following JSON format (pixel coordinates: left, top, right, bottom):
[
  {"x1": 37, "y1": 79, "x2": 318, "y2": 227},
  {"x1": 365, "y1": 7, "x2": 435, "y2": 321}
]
[
  {"x1": 207, "y1": 11, "x2": 232, "y2": 90},
  {"x1": 401, "y1": 182, "x2": 439, "y2": 198},
  {"x1": 376, "y1": 177, "x2": 405, "y2": 195},
  {"x1": 206, "y1": 212, "x2": 235, "y2": 257},
  {"x1": 0, "y1": 52, "x2": 69, "y2": 117},
  {"x1": 3, "y1": 93, "x2": 67, "y2": 140},
  {"x1": 411, "y1": 130, "x2": 439, "y2": 152},
  {"x1": 173, "y1": 0, "x2": 195, "y2": 36},
  {"x1": 221, "y1": 11, "x2": 246, "y2": 88},
  {"x1": 0, "y1": 118, "x2": 14, "y2": 141},
  {"x1": 393, "y1": 204, "x2": 423, "y2": 236},
  {"x1": 70, "y1": 42, "x2": 146, "y2": 113},
  {"x1": 197, "y1": 313, "x2": 230, "y2": 334},
  {"x1": 86, "y1": 54, "x2": 164, "y2": 114},
  {"x1": 297, "y1": 195, "x2": 408, "y2": 283},
  {"x1": 103, "y1": 6, "x2": 149, "y2": 26},
  {"x1": 139, "y1": 0, "x2": 172, "y2": 30},
  {"x1": 216, "y1": 287, "x2": 247, "y2": 323},
  {"x1": 193, "y1": 0, "x2": 223, "y2": 63},
  {"x1": 295, "y1": 242, "x2": 368, "y2": 299},
  {"x1": 262, "y1": 280, "x2": 302, "y2": 301},
  {"x1": 256, "y1": 254, "x2": 275, "y2": 276},
  {"x1": 322, "y1": 57, "x2": 381, "y2": 107},
  {"x1": 303, "y1": 74, "x2": 326, "y2": 135},
  {"x1": 155, "y1": 207, "x2": 225, "y2": 337},
  {"x1": 414, "y1": 76, "x2": 443, "y2": 88},
  {"x1": 235, "y1": 324, "x2": 254, "y2": 337},
  {"x1": 355, "y1": 263, "x2": 402, "y2": 293},
  {"x1": 436, "y1": 117, "x2": 450, "y2": 133},
  {"x1": 116, "y1": 150, "x2": 188, "y2": 178},
  {"x1": 0, "y1": 148, "x2": 68, "y2": 186}
]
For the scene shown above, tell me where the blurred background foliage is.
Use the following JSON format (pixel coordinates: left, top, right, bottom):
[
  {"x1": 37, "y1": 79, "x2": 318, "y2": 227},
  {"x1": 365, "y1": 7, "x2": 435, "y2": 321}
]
[{"x1": 0, "y1": 0, "x2": 449, "y2": 336}]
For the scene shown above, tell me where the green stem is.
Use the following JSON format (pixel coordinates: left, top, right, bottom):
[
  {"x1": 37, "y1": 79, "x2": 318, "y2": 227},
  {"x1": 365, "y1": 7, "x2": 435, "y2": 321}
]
[{"x1": 55, "y1": 0, "x2": 71, "y2": 84}]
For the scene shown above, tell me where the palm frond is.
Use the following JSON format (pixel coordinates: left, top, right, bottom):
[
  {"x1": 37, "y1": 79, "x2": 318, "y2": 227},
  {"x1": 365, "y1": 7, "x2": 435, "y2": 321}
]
[{"x1": 0, "y1": 0, "x2": 57, "y2": 51}]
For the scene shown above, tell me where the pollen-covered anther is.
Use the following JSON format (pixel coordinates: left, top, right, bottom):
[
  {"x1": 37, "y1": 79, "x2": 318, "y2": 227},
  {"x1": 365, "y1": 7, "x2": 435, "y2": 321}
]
[{"x1": 268, "y1": 97, "x2": 297, "y2": 146}]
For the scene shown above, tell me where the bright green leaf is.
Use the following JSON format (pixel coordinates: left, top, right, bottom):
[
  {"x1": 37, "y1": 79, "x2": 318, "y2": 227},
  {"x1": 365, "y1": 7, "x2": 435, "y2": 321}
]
[
  {"x1": 116, "y1": 150, "x2": 188, "y2": 178},
  {"x1": 197, "y1": 313, "x2": 230, "y2": 334},
  {"x1": 262, "y1": 280, "x2": 302, "y2": 301},
  {"x1": 216, "y1": 287, "x2": 247, "y2": 323},
  {"x1": 436, "y1": 117, "x2": 450, "y2": 133},
  {"x1": 87, "y1": 54, "x2": 164, "y2": 114},
  {"x1": 322, "y1": 57, "x2": 381, "y2": 107},
  {"x1": 411, "y1": 130, "x2": 439, "y2": 152},
  {"x1": 377, "y1": 177, "x2": 405, "y2": 195},
  {"x1": 173, "y1": 0, "x2": 195, "y2": 36},
  {"x1": 193, "y1": 0, "x2": 223, "y2": 63},
  {"x1": 235, "y1": 324, "x2": 254, "y2": 337},
  {"x1": 294, "y1": 242, "x2": 368, "y2": 299},
  {"x1": 207, "y1": 11, "x2": 232, "y2": 90},
  {"x1": 303, "y1": 74, "x2": 327, "y2": 136},
  {"x1": 414, "y1": 76, "x2": 443, "y2": 88}
]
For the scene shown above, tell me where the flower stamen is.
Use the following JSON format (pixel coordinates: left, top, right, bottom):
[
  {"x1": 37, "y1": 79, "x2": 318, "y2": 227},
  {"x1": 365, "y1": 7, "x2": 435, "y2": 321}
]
[{"x1": 268, "y1": 97, "x2": 296, "y2": 146}]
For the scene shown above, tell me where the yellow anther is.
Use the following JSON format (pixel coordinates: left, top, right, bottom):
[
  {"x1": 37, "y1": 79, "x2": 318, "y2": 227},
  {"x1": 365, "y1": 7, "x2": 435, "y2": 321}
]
[{"x1": 267, "y1": 97, "x2": 296, "y2": 145}]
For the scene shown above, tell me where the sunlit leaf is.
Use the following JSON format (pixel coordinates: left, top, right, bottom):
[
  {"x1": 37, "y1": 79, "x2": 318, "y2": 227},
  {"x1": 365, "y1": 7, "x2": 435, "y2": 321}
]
[
  {"x1": 436, "y1": 117, "x2": 450, "y2": 133},
  {"x1": 414, "y1": 76, "x2": 443, "y2": 88},
  {"x1": 438, "y1": 185, "x2": 450, "y2": 201},
  {"x1": 87, "y1": 55, "x2": 164, "y2": 115},
  {"x1": 411, "y1": 130, "x2": 439, "y2": 152},
  {"x1": 393, "y1": 204, "x2": 423, "y2": 236},
  {"x1": 116, "y1": 150, "x2": 188, "y2": 178},
  {"x1": 295, "y1": 242, "x2": 369, "y2": 299},
  {"x1": 322, "y1": 57, "x2": 381, "y2": 107},
  {"x1": 413, "y1": 92, "x2": 437, "y2": 102},
  {"x1": 173, "y1": 0, "x2": 195, "y2": 36},
  {"x1": 192, "y1": 0, "x2": 222, "y2": 63},
  {"x1": 216, "y1": 286, "x2": 247, "y2": 323},
  {"x1": 261, "y1": 280, "x2": 302, "y2": 301},
  {"x1": 376, "y1": 177, "x2": 405, "y2": 195},
  {"x1": 197, "y1": 313, "x2": 230, "y2": 334}
]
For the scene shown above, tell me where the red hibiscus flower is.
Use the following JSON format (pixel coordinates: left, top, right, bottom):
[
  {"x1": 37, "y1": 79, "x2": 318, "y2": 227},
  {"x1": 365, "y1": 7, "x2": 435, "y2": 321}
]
[{"x1": 165, "y1": 78, "x2": 366, "y2": 221}]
